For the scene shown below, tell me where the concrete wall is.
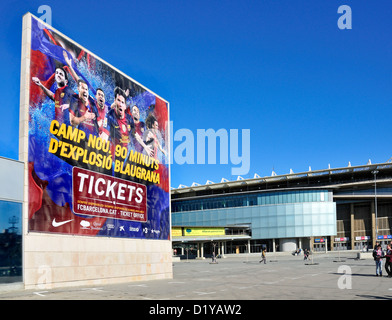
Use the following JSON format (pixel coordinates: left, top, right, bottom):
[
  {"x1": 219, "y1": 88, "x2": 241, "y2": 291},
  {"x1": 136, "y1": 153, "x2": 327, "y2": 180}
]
[
  {"x1": 279, "y1": 238, "x2": 297, "y2": 252},
  {"x1": 0, "y1": 157, "x2": 24, "y2": 202},
  {"x1": 23, "y1": 233, "x2": 172, "y2": 290}
]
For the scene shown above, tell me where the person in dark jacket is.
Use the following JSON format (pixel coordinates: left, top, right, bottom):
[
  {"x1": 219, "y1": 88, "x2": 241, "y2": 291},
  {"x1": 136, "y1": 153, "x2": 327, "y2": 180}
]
[{"x1": 385, "y1": 244, "x2": 392, "y2": 278}]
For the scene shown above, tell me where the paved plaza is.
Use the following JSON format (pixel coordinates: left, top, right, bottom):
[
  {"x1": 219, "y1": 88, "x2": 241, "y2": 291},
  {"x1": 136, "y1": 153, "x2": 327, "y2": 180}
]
[{"x1": 0, "y1": 251, "x2": 391, "y2": 300}]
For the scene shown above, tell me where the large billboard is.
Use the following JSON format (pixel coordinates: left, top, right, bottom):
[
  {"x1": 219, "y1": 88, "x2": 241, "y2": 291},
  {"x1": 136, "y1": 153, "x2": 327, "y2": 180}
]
[{"x1": 27, "y1": 16, "x2": 170, "y2": 239}]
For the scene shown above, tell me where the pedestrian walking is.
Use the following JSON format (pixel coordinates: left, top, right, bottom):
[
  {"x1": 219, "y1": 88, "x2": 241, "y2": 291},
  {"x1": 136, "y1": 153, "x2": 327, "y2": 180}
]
[
  {"x1": 385, "y1": 244, "x2": 392, "y2": 278},
  {"x1": 259, "y1": 248, "x2": 267, "y2": 264},
  {"x1": 212, "y1": 252, "x2": 217, "y2": 263},
  {"x1": 373, "y1": 245, "x2": 384, "y2": 277},
  {"x1": 304, "y1": 248, "x2": 309, "y2": 261}
]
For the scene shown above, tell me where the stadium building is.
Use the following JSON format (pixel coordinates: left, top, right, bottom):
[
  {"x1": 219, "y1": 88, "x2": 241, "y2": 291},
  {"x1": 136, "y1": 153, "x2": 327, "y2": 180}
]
[{"x1": 171, "y1": 161, "x2": 392, "y2": 258}]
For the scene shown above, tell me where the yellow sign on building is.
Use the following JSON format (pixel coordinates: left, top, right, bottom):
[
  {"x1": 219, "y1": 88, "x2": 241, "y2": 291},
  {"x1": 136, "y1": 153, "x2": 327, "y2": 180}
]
[
  {"x1": 171, "y1": 227, "x2": 183, "y2": 237},
  {"x1": 184, "y1": 227, "x2": 225, "y2": 236}
]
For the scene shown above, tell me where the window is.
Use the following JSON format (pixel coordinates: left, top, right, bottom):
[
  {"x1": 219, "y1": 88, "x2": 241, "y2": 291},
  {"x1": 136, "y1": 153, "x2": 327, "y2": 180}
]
[{"x1": 0, "y1": 201, "x2": 22, "y2": 284}]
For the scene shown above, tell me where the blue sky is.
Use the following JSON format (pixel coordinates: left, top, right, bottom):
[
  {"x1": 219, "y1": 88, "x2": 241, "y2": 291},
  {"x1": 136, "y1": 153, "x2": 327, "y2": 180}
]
[{"x1": 0, "y1": 0, "x2": 391, "y2": 188}]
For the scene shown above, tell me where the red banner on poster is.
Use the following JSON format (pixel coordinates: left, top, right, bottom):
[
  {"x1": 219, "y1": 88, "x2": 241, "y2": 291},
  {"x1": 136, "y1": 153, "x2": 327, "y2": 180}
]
[{"x1": 72, "y1": 167, "x2": 147, "y2": 222}]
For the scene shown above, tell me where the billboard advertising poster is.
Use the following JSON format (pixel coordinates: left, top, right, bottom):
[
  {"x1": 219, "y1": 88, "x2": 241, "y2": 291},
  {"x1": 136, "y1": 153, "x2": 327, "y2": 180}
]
[{"x1": 27, "y1": 15, "x2": 170, "y2": 239}]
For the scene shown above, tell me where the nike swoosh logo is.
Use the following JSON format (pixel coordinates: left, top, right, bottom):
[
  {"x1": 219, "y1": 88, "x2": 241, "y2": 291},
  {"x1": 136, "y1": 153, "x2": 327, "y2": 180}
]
[{"x1": 52, "y1": 219, "x2": 73, "y2": 227}]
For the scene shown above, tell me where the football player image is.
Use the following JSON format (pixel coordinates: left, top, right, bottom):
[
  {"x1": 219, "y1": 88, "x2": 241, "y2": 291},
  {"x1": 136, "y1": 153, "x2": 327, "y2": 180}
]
[
  {"x1": 94, "y1": 88, "x2": 108, "y2": 135},
  {"x1": 69, "y1": 79, "x2": 99, "y2": 137},
  {"x1": 130, "y1": 105, "x2": 146, "y2": 153},
  {"x1": 143, "y1": 113, "x2": 167, "y2": 160},
  {"x1": 101, "y1": 87, "x2": 131, "y2": 148},
  {"x1": 63, "y1": 51, "x2": 108, "y2": 136},
  {"x1": 32, "y1": 65, "x2": 74, "y2": 125},
  {"x1": 101, "y1": 87, "x2": 153, "y2": 157}
]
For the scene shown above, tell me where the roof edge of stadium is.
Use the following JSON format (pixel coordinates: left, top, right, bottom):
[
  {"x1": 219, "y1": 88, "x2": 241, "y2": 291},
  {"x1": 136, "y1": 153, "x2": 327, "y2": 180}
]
[{"x1": 171, "y1": 162, "x2": 392, "y2": 192}]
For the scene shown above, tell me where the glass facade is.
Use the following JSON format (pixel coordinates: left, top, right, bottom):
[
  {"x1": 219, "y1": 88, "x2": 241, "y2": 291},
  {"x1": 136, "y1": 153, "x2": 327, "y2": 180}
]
[
  {"x1": 172, "y1": 190, "x2": 330, "y2": 212},
  {"x1": 0, "y1": 157, "x2": 24, "y2": 284},
  {"x1": 172, "y1": 190, "x2": 336, "y2": 240},
  {"x1": 0, "y1": 200, "x2": 23, "y2": 283}
]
